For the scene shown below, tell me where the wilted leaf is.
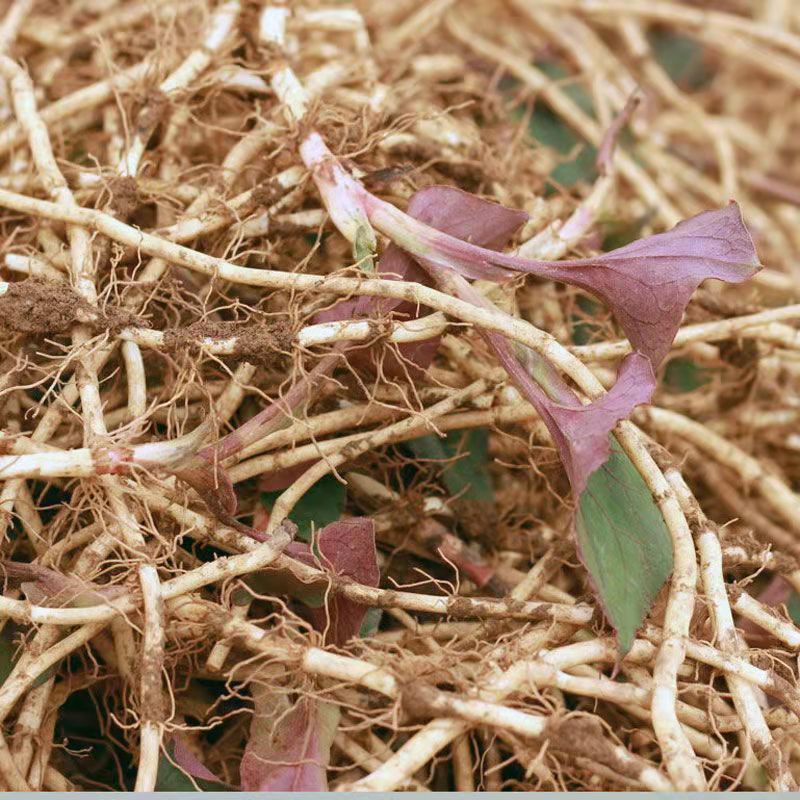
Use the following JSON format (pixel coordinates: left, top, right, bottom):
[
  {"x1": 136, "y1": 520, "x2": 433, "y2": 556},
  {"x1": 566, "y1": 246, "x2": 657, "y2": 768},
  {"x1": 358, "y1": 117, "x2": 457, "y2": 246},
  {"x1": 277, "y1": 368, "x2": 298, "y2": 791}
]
[
  {"x1": 241, "y1": 688, "x2": 340, "y2": 792},
  {"x1": 261, "y1": 473, "x2": 346, "y2": 542},
  {"x1": 173, "y1": 458, "x2": 243, "y2": 532},
  {"x1": 1, "y1": 561, "x2": 126, "y2": 608},
  {"x1": 575, "y1": 437, "x2": 674, "y2": 654}
]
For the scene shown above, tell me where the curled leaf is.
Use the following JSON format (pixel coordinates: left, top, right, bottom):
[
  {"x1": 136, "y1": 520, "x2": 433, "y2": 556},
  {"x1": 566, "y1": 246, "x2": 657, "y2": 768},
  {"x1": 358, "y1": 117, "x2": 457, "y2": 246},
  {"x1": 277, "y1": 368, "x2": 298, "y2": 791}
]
[
  {"x1": 172, "y1": 456, "x2": 243, "y2": 532},
  {"x1": 368, "y1": 189, "x2": 760, "y2": 367},
  {"x1": 496, "y1": 342, "x2": 657, "y2": 495}
]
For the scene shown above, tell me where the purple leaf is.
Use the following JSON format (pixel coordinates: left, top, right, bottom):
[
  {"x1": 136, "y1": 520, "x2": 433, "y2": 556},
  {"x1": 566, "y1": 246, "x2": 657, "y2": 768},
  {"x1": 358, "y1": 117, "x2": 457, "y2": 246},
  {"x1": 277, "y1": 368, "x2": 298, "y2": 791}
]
[
  {"x1": 1, "y1": 562, "x2": 126, "y2": 608},
  {"x1": 259, "y1": 462, "x2": 314, "y2": 493},
  {"x1": 489, "y1": 330, "x2": 657, "y2": 495},
  {"x1": 367, "y1": 191, "x2": 760, "y2": 368},
  {"x1": 170, "y1": 736, "x2": 223, "y2": 784},
  {"x1": 404, "y1": 185, "x2": 529, "y2": 247},
  {"x1": 523, "y1": 203, "x2": 761, "y2": 366},
  {"x1": 315, "y1": 187, "x2": 528, "y2": 377},
  {"x1": 296, "y1": 518, "x2": 380, "y2": 646},
  {"x1": 240, "y1": 689, "x2": 339, "y2": 792}
]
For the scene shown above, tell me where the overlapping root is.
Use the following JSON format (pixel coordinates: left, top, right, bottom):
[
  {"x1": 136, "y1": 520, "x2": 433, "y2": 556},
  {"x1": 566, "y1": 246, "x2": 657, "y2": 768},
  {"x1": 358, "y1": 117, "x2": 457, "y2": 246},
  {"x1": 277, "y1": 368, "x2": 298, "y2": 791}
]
[{"x1": 0, "y1": 0, "x2": 800, "y2": 791}]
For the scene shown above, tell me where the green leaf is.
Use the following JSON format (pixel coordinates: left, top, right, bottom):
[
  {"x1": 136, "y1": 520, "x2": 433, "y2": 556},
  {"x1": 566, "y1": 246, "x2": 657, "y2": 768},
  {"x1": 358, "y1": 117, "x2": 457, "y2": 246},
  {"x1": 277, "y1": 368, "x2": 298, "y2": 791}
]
[
  {"x1": 155, "y1": 753, "x2": 200, "y2": 792},
  {"x1": 359, "y1": 607, "x2": 383, "y2": 638},
  {"x1": 506, "y1": 61, "x2": 598, "y2": 189},
  {"x1": 352, "y1": 223, "x2": 375, "y2": 272},
  {"x1": 575, "y1": 436, "x2": 674, "y2": 654},
  {"x1": 261, "y1": 474, "x2": 346, "y2": 542},
  {"x1": 788, "y1": 592, "x2": 800, "y2": 625},
  {"x1": 663, "y1": 357, "x2": 711, "y2": 393},
  {"x1": 0, "y1": 628, "x2": 16, "y2": 686},
  {"x1": 0, "y1": 626, "x2": 51, "y2": 689},
  {"x1": 407, "y1": 429, "x2": 494, "y2": 504},
  {"x1": 650, "y1": 31, "x2": 710, "y2": 89},
  {"x1": 155, "y1": 742, "x2": 224, "y2": 792}
]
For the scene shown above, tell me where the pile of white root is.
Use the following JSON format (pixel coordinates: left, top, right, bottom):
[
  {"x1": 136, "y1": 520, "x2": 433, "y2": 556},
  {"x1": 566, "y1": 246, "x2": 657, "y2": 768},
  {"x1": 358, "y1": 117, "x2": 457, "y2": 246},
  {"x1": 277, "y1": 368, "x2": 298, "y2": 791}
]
[{"x1": 0, "y1": 0, "x2": 799, "y2": 792}]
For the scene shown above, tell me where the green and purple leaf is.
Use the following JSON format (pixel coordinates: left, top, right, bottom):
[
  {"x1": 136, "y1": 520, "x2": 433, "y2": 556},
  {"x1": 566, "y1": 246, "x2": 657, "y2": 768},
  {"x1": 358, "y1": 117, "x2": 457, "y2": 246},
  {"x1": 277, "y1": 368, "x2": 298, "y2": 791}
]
[
  {"x1": 260, "y1": 473, "x2": 346, "y2": 542},
  {"x1": 315, "y1": 183, "x2": 527, "y2": 377},
  {"x1": 156, "y1": 736, "x2": 227, "y2": 791},
  {"x1": 374, "y1": 184, "x2": 757, "y2": 651}
]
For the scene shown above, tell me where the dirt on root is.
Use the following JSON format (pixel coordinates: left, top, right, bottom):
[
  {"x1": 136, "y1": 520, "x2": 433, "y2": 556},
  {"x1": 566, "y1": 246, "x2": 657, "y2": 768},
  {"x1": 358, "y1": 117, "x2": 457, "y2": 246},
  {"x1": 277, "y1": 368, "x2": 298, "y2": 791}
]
[
  {"x1": 162, "y1": 317, "x2": 294, "y2": 367},
  {"x1": 0, "y1": 279, "x2": 140, "y2": 336}
]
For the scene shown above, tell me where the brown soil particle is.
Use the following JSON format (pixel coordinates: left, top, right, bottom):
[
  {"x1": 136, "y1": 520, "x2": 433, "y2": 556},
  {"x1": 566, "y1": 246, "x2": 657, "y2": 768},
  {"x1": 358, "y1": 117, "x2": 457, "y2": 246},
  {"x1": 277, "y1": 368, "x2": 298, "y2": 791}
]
[
  {"x1": 162, "y1": 317, "x2": 294, "y2": 367},
  {"x1": 0, "y1": 279, "x2": 141, "y2": 336},
  {"x1": 108, "y1": 175, "x2": 141, "y2": 218},
  {"x1": 453, "y1": 497, "x2": 499, "y2": 545},
  {"x1": 0, "y1": 279, "x2": 96, "y2": 335}
]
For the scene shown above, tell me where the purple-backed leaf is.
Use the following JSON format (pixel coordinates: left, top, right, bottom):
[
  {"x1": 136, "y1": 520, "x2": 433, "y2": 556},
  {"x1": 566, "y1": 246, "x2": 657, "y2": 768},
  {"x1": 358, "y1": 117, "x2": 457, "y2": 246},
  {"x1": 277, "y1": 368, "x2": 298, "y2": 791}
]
[
  {"x1": 240, "y1": 687, "x2": 339, "y2": 792},
  {"x1": 171, "y1": 736, "x2": 224, "y2": 784},
  {"x1": 490, "y1": 331, "x2": 657, "y2": 495},
  {"x1": 307, "y1": 518, "x2": 380, "y2": 646},
  {"x1": 174, "y1": 354, "x2": 342, "y2": 534},
  {"x1": 264, "y1": 518, "x2": 379, "y2": 642},
  {"x1": 368, "y1": 192, "x2": 760, "y2": 368},
  {"x1": 422, "y1": 223, "x2": 669, "y2": 654},
  {"x1": 316, "y1": 186, "x2": 528, "y2": 377},
  {"x1": 259, "y1": 462, "x2": 315, "y2": 493},
  {"x1": 531, "y1": 203, "x2": 761, "y2": 366},
  {"x1": 405, "y1": 185, "x2": 529, "y2": 248}
]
